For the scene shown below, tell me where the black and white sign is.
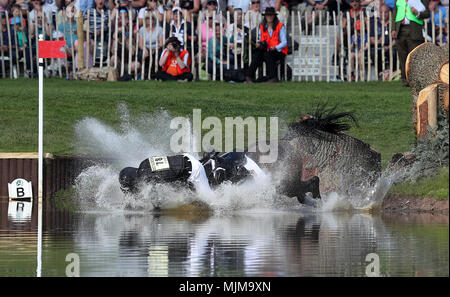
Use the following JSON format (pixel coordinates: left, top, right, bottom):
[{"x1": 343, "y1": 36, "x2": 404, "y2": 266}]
[{"x1": 8, "y1": 178, "x2": 33, "y2": 199}]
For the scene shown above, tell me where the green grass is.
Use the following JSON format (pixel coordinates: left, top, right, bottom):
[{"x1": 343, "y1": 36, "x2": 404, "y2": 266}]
[
  {"x1": 390, "y1": 167, "x2": 449, "y2": 200},
  {"x1": 1, "y1": 78, "x2": 447, "y2": 199},
  {"x1": 0, "y1": 79, "x2": 415, "y2": 163}
]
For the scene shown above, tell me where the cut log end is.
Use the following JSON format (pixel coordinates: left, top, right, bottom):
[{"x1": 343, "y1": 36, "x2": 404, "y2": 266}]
[
  {"x1": 439, "y1": 62, "x2": 449, "y2": 84},
  {"x1": 416, "y1": 82, "x2": 450, "y2": 138},
  {"x1": 405, "y1": 42, "x2": 431, "y2": 82}
]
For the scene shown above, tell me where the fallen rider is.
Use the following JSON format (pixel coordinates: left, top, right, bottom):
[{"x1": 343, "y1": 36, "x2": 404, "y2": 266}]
[{"x1": 119, "y1": 150, "x2": 321, "y2": 207}]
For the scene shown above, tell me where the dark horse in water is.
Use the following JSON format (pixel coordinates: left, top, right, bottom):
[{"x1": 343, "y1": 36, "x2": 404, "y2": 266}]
[
  {"x1": 119, "y1": 104, "x2": 381, "y2": 207},
  {"x1": 247, "y1": 103, "x2": 382, "y2": 203}
]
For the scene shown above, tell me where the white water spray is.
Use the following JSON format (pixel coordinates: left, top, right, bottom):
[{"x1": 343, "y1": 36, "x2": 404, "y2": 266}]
[{"x1": 73, "y1": 103, "x2": 401, "y2": 213}]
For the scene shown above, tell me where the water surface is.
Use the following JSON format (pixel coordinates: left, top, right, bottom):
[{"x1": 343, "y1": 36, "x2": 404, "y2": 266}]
[{"x1": 0, "y1": 200, "x2": 448, "y2": 277}]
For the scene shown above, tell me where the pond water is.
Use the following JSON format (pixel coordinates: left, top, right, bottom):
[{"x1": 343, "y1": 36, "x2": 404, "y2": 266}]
[{"x1": 0, "y1": 200, "x2": 448, "y2": 277}]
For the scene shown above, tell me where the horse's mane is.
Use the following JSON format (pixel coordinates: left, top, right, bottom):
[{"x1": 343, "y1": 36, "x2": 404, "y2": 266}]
[{"x1": 287, "y1": 103, "x2": 358, "y2": 140}]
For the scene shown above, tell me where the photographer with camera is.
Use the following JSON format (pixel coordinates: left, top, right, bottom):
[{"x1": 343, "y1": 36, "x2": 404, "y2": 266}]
[
  {"x1": 245, "y1": 6, "x2": 287, "y2": 83},
  {"x1": 155, "y1": 36, "x2": 193, "y2": 81}
]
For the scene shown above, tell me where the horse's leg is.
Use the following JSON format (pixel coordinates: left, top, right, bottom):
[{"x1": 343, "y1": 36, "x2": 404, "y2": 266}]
[{"x1": 296, "y1": 176, "x2": 321, "y2": 204}]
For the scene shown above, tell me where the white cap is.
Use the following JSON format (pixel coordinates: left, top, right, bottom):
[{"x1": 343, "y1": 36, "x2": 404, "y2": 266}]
[{"x1": 172, "y1": 6, "x2": 182, "y2": 13}]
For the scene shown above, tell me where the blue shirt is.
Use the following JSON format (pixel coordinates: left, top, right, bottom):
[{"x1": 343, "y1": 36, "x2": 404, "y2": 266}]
[
  {"x1": 79, "y1": 0, "x2": 95, "y2": 14},
  {"x1": 433, "y1": 6, "x2": 448, "y2": 27},
  {"x1": 385, "y1": 0, "x2": 395, "y2": 9}
]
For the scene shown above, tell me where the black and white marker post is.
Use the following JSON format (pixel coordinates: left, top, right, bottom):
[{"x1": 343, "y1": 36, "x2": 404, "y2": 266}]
[{"x1": 37, "y1": 33, "x2": 44, "y2": 277}]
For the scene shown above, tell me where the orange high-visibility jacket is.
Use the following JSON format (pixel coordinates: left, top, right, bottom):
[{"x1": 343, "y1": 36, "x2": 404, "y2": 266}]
[
  {"x1": 260, "y1": 22, "x2": 288, "y2": 55},
  {"x1": 162, "y1": 49, "x2": 191, "y2": 74}
]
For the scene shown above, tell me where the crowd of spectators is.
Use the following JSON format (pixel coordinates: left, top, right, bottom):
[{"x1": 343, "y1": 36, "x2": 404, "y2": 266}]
[{"x1": 0, "y1": 0, "x2": 448, "y2": 80}]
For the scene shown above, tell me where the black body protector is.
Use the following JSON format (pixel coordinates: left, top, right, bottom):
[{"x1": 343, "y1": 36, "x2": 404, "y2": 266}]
[{"x1": 119, "y1": 152, "x2": 251, "y2": 194}]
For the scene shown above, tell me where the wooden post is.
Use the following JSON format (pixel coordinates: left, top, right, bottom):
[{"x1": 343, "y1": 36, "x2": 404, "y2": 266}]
[
  {"x1": 61, "y1": 13, "x2": 68, "y2": 77},
  {"x1": 381, "y1": 11, "x2": 385, "y2": 80},
  {"x1": 388, "y1": 11, "x2": 393, "y2": 81},
  {"x1": 69, "y1": 13, "x2": 75, "y2": 78},
  {"x1": 198, "y1": 10, "x2": 202, "y2": 79},
  {"x1": 226, "y1": 11, "x2": 230, "y2": 71},
  {"x1": 128, "y1": 9, "x2": 133, "y2": 75},
  {"x1": 305, "y1": 10, "x2": 309, "y2": 81},
  {"x1": 34, "y1": 14, "x2": 39, "y2": 71},
  {"x1": 77, "y1": 10, "x2": 84, "y2": 70},
  {"x1": 353, "y1": 10, "x2": 358, "y2": 82},
  {"x1": 213, "y1": 11, "x2": 216, "y2": 81},
  {"x1": 319, "y1": 11, "x2": 323, "y2": 81},
  {"x1": 248, "y1": 12, "x2": 251, "y2": 73},
  {"x1": 0, "y1": 12, "x2": 5, "y2": 78},
  {"x1": 20, "y1": 11, "x2": 27, "y2": 76},
  {"x1": 107, "y1": 10, "x2": 111, "y2": 70},
  {"x1": 142, "y1": 11, "x2": 147, "y2": 80},
  {"x1": 366, "y1": 10, "x2": 371, "y2": 81},
  {"x1": 183, "y1": 10, "x2": 187, "y2": 51},
  {"x1": 312, "y1": 10, "x2": 316, "y2": 82},
  {"x1": 86, "y1": 10, "x2": 91, "y2": 69},
  {"x1": 374, "y1": 10, "x2": 378, "y2": 81},
  {"x1": 333, "y1": 11, "x2": 337, "y2": 81},
  {"x1": 298, "y1": 11, "x2": 302, "y2": 81},
  {"x1": 339, "y1": 12, "x2": 344, "y2": 81},
  {"x1": 120, "y1": 12, "x2": 125, "y2": 76},
  {"x1": 206, "y1": 10, "x2": 209, "y2": 80},
  {"x1": 256, "y1": 21, "x2": 259, "y2": 78},
  {"x1": 326, "y1": 11, "x2": 330, "y2": 82},
  {"x1": 100, "y1": 10, "x2": 105, "y2": 69},
  {"x1": 5, "y1": 13, "x2": 13, "y2": 78},
  {"x1": 233, "y1": 11, "x2": 237, "y2": 71},
  {"x1": 147, "y1": 12, "x2": 152, "y2": 80},
  {"x1": 431, "y1": 10, "x2": 435, "y2": 44},
  {"x1": 12, "y1": 13, "x2": 20, "y2": 77},
  {"x1": 447, "y1": 7, "x2": 449, "y2": 47},
  {"x1": 346, "y1": 11, "x2": 351, "y2": 81},
  {"x1": 291, "y1": 10, "x2": 295, "y2": 81},
  {"x1": 241, "y1": 11, "x2": 245, "y2": 71},
  {"x1": 154, "y1": 12, "x2": 159, "y2": 76},
  {"x1": 93, "y1": 9, "x2": 97, "y2": 64},
  {"x1": 191, "y1": 14, "x2": 195, "y2": 80},
  {"x1": 220, "y1": 12, "x2": 223, "y2": 81},
  {"x1": 360, "y1": 10, "x2": 365, "y2": 82},
  {"x1": 114, "y1": 11, "x2": 118, "y2": 69},
  {"x1": 134, "y1": 13, "x2": 139, "y2": 80},
  {"x1": 438, "y1": 9, "x2": 442, "y2": 45},
  {"x1": 27, "y1": 13, "x2": 34, "y2": 78}
]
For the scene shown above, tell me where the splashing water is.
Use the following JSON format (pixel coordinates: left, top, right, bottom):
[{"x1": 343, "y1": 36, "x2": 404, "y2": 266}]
[{"x1": 73, "y1": 103, "x2": 401, "y2": 213}]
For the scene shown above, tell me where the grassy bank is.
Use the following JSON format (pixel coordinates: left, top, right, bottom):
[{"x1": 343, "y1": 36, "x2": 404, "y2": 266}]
[
  {"x1": 389, "y1": 167, "x2": 449, "y2": 200},
  {"x1": 1, "y1": 79, "x2": 414, "y2": 161},
  {"x1": 1, "y1": 78, "x2": 447, "y2": 199}
]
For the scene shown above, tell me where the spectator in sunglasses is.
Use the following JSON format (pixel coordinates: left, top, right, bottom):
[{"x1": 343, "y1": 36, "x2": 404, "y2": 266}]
[{"x1": 201, "y1": 0, "x2": 225, "y2": 23}]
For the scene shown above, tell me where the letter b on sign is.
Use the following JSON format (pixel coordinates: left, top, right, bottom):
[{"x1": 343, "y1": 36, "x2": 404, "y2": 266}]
[
  {"x1": 8, "y1": 178, "x2": 33, "y2": 199},
  {"x1": 17, "y1": 187, "x2": 25, "y2": 198}
]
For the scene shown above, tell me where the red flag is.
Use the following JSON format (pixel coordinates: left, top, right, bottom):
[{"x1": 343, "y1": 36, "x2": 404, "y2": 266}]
[{"x1": 38, "y1": 41, "x2": 66, "y2": 58}]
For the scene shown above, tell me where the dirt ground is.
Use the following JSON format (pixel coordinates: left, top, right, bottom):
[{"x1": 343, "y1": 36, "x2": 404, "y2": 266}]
[{"x1": 383, "y1": 193, "x2": 449, "y2": 213}]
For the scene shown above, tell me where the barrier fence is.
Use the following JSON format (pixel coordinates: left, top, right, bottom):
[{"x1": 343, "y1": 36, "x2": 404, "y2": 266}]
[{"x1": 0, "y1": 8, "x2": 448, "y2": 81}]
